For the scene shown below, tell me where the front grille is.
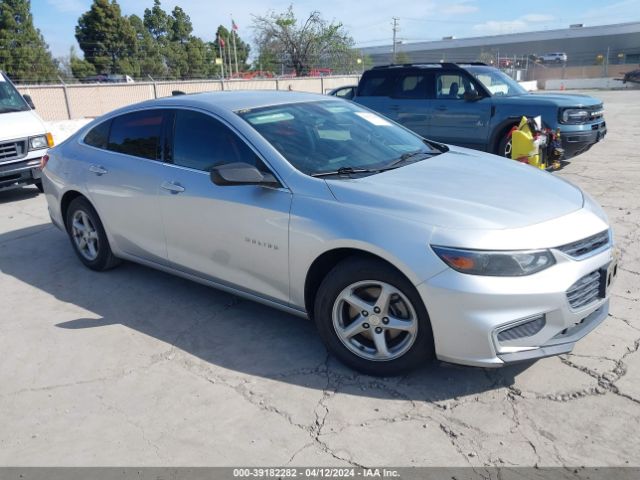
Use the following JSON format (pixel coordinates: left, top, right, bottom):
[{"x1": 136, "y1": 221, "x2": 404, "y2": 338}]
[
  {"x1": 497, "y1": 315, "x2": 546, "y2": 342},
  {"x1": 557, "y1": 230, "x2": 609, "y2": 258},
  {"x1": 0, "y1": 139, "x2": 27, "y2": 163},
  {"x1": 587, "y1": 104, "x2": 604, "y2": 121},
  {"x1": 566, "y1": 270, "x2": 601, "y2": 309}
]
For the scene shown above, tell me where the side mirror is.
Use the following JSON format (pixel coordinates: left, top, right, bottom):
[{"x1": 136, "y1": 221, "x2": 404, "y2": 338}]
[
  {"x1": 23, "y1": 94, "x2": 36, "y2": 109},
  {"x1": 211, "y1": 162, "x2": 280, "y2": 187}
]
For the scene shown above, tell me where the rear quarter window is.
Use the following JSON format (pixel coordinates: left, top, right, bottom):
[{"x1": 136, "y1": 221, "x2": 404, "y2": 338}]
[{"x1": 358, "y1": 73, "x2": 397, "y2": 97}]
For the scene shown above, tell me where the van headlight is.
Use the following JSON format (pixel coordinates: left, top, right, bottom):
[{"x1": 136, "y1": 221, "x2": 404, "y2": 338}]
[
  {"x1": 431, "y1": 246, "x2": 555, "y2": 276},
  {"x1": 29, "y1": 133, "x2": 54, "y2": 150},
  {"x1": 560, "y1": 108, "x2": 589, "y2": 124}
]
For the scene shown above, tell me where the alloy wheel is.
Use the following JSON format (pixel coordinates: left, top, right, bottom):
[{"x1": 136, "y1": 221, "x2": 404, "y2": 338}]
[
  {"x1": 71, "y1": 210, "x2": 100, "y2": 261},
  {"x1": 332, "y1": 280, "x2": 418, "y2": 361}
]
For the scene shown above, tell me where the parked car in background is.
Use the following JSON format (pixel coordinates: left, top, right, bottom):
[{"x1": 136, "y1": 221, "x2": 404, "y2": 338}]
[
  {"x1": 42, "y1": 91, "x2": 616, "y2": 375},
  {"x1": 343, "y1": 63, "x2": 605, "y2": 159},
  {"x1": 328, "y1": 85, "x2": 356, "y2": 100},
  {"x1": 0, "y1": 71, "x2": 53, "y2": 192},
  {"x1": 539, "y1": 52, "x2": 568, "y2": 64},
  {"x1": 80, "y1": 74, "x2": 135, "y2": 84}
]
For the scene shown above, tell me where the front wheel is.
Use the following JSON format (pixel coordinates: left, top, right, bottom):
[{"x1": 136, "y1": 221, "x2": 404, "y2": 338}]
[
  {"x1": 498, "y1": 132, "x2": 513, "y2": 158},
  {"x1": 314, "y1": 257, "x2": 434, "y2": 376}
]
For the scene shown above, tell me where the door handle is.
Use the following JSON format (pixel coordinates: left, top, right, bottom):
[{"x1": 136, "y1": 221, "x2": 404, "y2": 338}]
[
  {"x1": 161, "y1": 181, "x2": 185, "y2": 194},
  {"x1": 89, "y1": 165, "x2": 108, "y2": 175}
]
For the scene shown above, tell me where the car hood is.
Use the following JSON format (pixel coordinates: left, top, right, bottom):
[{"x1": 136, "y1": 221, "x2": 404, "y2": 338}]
[
  {"x1": 325, "y1": 147, "x2": 584, "y2": 230},
  {"x1": 0, "y1": 110, "x2": 46, "y2": 141},
  {"x1": 495, "y1": 93, "x2": 602, "y2": 108}
]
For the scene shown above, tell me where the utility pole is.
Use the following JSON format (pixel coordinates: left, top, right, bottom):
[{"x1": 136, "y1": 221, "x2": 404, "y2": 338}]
[{"x1": 392, "y1": 17, "x2": 399, "y2": 64}]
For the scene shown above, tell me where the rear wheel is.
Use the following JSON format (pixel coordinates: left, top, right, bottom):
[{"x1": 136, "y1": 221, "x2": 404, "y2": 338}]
[
  {"x1": 314, "y1": 257, "x2": 434, "y2": 376},
  {"x1": 65, "y1": 197, "x2": 120, "y2": 271}
]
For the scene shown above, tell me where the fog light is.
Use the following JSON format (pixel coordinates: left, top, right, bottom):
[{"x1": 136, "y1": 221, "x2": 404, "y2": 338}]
[{"x1": 497, "y1": 314, "x2": 546, "y2": 342}]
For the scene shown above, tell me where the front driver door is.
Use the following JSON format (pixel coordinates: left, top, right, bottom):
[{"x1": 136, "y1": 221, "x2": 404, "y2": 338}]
[
  {"x1": 428, "y1": 71, "x2": 492, "y2": 150},
  {"x1": 160, "y1": 109, "x2": 292, "y2": 304}
]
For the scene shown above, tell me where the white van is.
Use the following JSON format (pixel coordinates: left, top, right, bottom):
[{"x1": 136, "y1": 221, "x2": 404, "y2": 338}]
[{"x1": 0, "y1": 71, "x2": 53, "y2": 192}]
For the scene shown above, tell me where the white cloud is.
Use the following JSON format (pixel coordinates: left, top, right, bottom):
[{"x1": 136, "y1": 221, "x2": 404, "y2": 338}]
[{"x1": 473, "y1": 13, "x2": 556, "y2": 35}]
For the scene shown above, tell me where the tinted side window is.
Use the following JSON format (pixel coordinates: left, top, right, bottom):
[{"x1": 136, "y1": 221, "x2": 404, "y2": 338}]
[
  {"x1": 435, "y1": 73, "x2": 479, "y2": 100},
  {"x1": 108, "y1": 110, "x2": 164, "y2": 160},
  {"x1": 393, "y1": 74, "x2": 430, "y2": 99},
  {"x1": 84, "y1": 120, "x2": 111, "y2": 149},
  {"x1": 172, "y1": 110, "x2": 262, "y2": 172},
  {"x1": 358, "y1": 73, "x2": 396, "y2": 97}
]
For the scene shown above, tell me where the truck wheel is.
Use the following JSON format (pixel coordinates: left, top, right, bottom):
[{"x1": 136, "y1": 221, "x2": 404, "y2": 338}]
[
  {"x1": 498, "y1": 132, "x2": 513, "y2": 158},
  {"x1": 313, "y1": 257, "x2": 434, "y2": 376},
  {"x1": 65, "y1": 197, "x2": 121, "y2": 271}
]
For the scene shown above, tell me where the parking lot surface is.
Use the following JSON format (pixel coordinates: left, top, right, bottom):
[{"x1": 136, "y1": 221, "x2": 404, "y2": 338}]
[{"x1": 1, "y1": 90, "x2": 639, "y2": 467}]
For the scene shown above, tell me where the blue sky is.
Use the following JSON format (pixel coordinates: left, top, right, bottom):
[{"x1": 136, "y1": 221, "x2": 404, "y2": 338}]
[{"x1": 34, "y1": 0, "x2": 640, "y2": 58}]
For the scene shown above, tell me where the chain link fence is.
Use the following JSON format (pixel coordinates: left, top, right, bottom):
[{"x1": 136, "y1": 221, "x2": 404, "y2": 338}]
[{"x1": 16, "y1": 75, "x2": 361, "y2": 121}]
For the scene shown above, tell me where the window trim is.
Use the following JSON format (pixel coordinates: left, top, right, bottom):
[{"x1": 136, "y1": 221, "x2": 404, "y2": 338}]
[{"x1": 162, "y1": 106, "x2": 288, "y2": 190}]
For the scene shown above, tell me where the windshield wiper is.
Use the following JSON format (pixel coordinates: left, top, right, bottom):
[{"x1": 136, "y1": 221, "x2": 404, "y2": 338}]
[
  {"x1": 0, "y1": 107, "x2": 27, "y2": 113},
  {"x1": 384, "y1": 150, "x2": 434, "y2": 170},
  {"x1": 311, "y1": 166, "x2": 379, "y2": 178}
]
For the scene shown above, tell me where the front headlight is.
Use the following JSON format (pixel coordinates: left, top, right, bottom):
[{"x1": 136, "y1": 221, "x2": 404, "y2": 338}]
[
  {"x1": 431, "y1": 246, "x2": 556, "y2": 276},
  {"x1": 29, "y1": 133, "x2": 54, "y2": 151},
  {"x1": 560, "y1": 108, "x2": 589, "y2": 124}
]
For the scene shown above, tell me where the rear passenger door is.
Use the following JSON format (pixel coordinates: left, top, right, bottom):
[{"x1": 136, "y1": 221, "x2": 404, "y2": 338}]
[
  {"x1": 389, "y1": 71, "x2": 432, "y2": 138},
  {"x1": 353, "y1": 71, "x2": 398, "y2": 122},
  {"x1": 83, "y1": 109, "x2": 169, "y2": 262},
  {"x1": 428, "y1": 71, "x2": 492, "y2": 150}
]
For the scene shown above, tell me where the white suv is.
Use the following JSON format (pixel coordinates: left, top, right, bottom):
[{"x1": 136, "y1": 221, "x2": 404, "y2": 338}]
[
  {"x1": 0, "y1": 71, "x2": 53, "y2": 192},
  {"x1": 540, "y1": 52, "x2": 568, "y2": 64}
]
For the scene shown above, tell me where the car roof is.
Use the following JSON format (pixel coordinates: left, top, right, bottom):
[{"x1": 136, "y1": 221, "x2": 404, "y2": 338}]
[{"x1": 130, "y1": 90, "x2": 330, "y2": 114}]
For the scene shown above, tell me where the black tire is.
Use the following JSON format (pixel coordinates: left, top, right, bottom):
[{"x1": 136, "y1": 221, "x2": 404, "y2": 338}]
[
  {"x1": 497, "y1": 131, "x2": 513, "y2": 158},
  {"x1": 35, "y1": 181, "x2": 44, "y2": 193},
  {"x1": 313, "y1": 257, "x2": 434, "y2": 376},
  {"x1": 65, "y1": 196, "x2": 121, "y2": 271}
]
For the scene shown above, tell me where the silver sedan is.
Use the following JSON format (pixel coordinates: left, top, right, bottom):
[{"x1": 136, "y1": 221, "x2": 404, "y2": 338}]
[{"x1": 41, "y1": 91, "x2": 618, "y2": 375}]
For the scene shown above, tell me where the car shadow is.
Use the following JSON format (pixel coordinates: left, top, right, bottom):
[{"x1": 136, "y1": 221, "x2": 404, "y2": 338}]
[
  {"x1": 0, "y1": 186, "x2": 40, "y2": 204},
  {"x1": 0, "y1": 223, "x2": 532, "y2": 401}
]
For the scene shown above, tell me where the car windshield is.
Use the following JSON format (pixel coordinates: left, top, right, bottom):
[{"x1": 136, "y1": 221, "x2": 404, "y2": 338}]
[
  {"x1": 467, "y1": 66, "x2": 527, "y2": 97},
  {"x1": 0, "y1": 74, "x2": 29, "y2": 113},
  {"x1": 237, "y1": 100, "x2": 439, "y2": 176}
]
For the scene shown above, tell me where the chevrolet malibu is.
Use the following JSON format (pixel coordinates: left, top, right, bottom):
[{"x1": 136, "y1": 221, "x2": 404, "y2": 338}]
[{"x1": 42, "y1": 91, "x2": 618, "y2": 376}]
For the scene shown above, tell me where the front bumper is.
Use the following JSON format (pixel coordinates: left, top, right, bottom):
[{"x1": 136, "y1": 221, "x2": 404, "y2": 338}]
[
  {"x1": 417, "y1": 245, "x2": 616, "y2": 367},
  {"x1": 560, "y1": 121, "x2": 606, "y2": 159},
  {"x1": 0, "y1": 156, "x2": 44, "y2": 191}
]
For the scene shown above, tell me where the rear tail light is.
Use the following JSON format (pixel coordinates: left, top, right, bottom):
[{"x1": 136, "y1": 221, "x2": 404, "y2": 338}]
[{"x1": 39, "y1": 154, "x2": 50, "y2": 169}]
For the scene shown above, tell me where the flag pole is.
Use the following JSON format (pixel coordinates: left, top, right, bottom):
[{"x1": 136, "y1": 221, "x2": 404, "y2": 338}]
[
  {"x1": 217, "y1": 34, "x2": 225, "y2": 79},
  {"x1": 231, "y1": 16, "x2": 240, "y2": 75}
]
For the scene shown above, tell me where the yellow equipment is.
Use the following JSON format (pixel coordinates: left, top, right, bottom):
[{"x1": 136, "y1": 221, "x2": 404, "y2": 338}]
[
  {"x1": 511, "y1": 116, "x2": 545, "y2": 169},
  {"x1": 510, "y1": 116, "x2": 563, "y2": 170}
]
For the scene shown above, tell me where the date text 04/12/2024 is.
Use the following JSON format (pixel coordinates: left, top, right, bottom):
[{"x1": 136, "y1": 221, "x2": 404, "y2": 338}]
[{"x1": 232, "y1": 468, "x2": 400, "y2": 478}]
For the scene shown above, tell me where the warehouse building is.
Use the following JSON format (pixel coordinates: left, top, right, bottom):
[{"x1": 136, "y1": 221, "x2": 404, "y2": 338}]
[{"x1": 361, "y1": 21, "x2": 640, "y2": 67}]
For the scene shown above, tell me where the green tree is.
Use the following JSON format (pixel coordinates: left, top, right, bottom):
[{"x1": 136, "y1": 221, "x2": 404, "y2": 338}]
[
  {"x1": 143, "y1": 0, "x2": 171, "y2": 41},
  {"x1": 69, "y1": 46, "x2": 97, "y2": 79},
  {"x1": 130, "y1": 13, "x2": 167, "y2": 78},
  {"x1": 252, "y1": 6, "x2": 354, "y2": 76},
  {"x1": 0, "y1": 0, "x2": 58, "y2": 82},
  {"x1": 76, "y1": 0, "x2": 139, "y2": 75}
]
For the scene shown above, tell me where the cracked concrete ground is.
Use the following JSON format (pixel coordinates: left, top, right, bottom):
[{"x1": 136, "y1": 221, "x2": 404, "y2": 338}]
[{"x1": 0, "y1": 90, "x2": 639, "y2": 467}]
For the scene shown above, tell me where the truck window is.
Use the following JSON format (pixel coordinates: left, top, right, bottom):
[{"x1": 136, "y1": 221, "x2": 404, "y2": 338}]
[{"x1": 358, "y1": 73, "x2": 396, "y2": 97}]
